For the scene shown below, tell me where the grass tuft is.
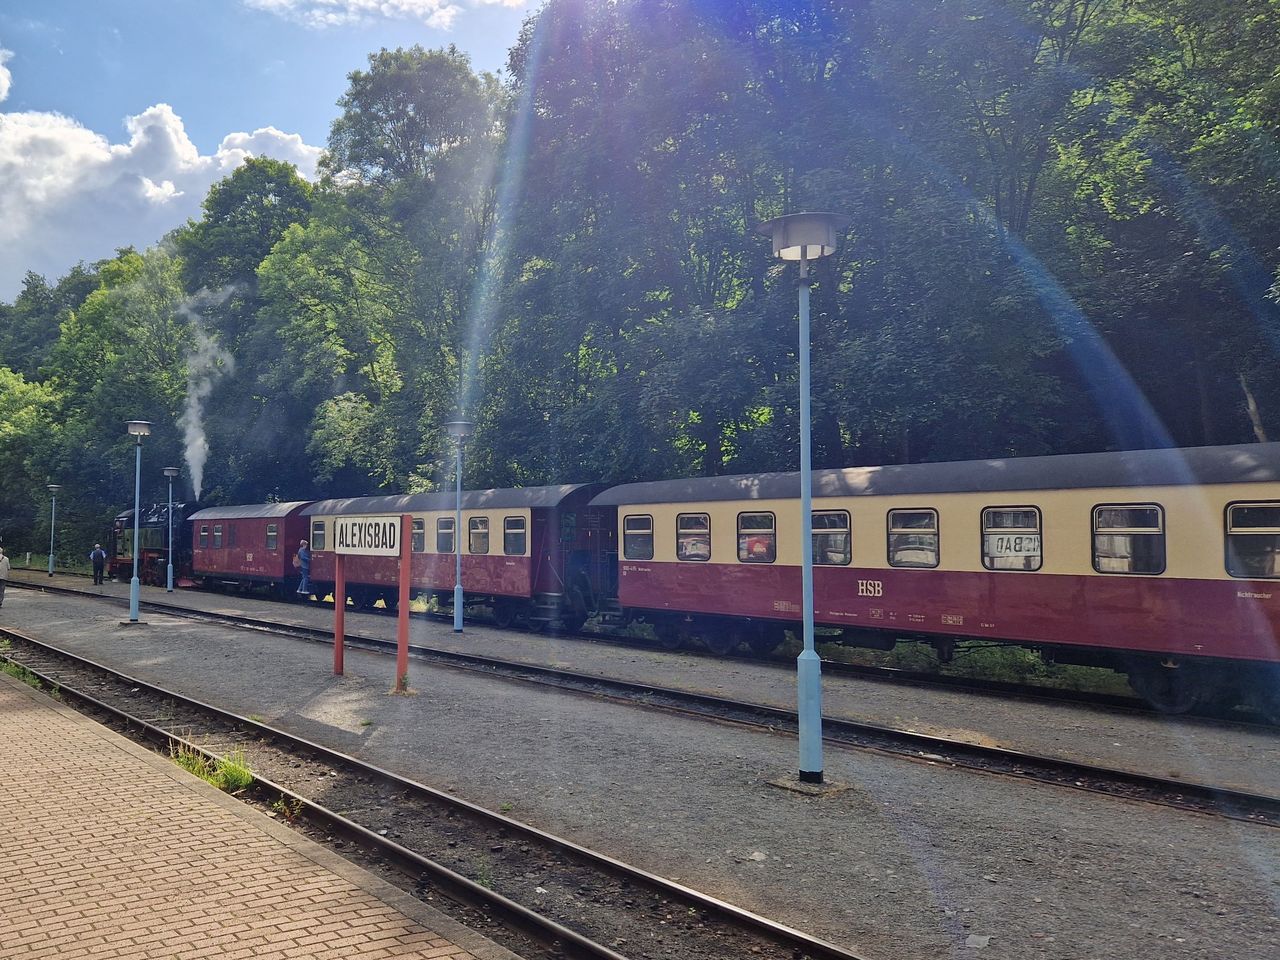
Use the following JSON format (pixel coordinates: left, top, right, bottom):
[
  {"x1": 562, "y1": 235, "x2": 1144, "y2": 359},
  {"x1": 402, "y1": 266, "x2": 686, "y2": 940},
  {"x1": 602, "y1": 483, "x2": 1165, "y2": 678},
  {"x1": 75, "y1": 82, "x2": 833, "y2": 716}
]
[{"x1": 170, "y1": 742, "x2": 255, "y2": 793}]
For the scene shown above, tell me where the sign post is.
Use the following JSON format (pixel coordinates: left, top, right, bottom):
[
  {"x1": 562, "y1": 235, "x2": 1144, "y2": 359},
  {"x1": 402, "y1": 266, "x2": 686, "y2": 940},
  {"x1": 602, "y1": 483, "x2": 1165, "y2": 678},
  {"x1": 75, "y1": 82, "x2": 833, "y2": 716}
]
[
  {"x1": 331, "y1": 514, "x2": 407, "y2": 689},
  {"x1": 396, "y1": 514, "x2": 411, "y2": 692},
  {"x1": 334, "y1": 553, "x2": 345, "y2": 675}
]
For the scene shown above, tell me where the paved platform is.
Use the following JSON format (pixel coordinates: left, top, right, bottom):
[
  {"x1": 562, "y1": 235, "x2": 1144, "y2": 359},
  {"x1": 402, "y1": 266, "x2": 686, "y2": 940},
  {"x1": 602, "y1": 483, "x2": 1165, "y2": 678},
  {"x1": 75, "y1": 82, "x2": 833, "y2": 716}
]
[{"x1": 0, "y1": 674, "x2": 519, "y2": 960}]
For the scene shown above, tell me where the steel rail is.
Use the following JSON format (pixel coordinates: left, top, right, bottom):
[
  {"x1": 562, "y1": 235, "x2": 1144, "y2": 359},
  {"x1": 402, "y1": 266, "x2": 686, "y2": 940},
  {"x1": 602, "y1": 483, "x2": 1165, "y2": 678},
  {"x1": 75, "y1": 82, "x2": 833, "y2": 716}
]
[
  {"x1": 15, "y1": 573, "x2": 1264, "y2": 729},
  {"x1": 12, "y1": 579, "x2": 1280, "y2": 823},
  {"x1": 0, "y1": 627, "x2": 870, "y2": 960}
]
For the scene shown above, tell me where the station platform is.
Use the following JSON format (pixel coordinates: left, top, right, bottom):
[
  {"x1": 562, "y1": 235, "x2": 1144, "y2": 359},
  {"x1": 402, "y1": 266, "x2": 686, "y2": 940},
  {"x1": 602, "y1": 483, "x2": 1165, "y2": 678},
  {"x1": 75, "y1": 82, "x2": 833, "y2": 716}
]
[{"x1": 0, "y1": 673, "x2": 518, "y2": 960}]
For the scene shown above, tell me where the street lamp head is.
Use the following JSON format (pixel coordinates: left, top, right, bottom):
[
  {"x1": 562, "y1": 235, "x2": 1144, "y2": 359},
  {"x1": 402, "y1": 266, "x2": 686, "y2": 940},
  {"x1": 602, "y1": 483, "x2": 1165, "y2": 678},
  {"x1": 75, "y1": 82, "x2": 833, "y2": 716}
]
[
  {"x1": 756, "y1": 212, "x2": 850, "y2": 262},
  {"x1": 125, "y1": 420, "x2": 152, "y2": 438},
  {"x1": 444, "y1": 420, "x2": 474, "y2": 442},
  {"x1": 163, "y1": 466, "x2": 181, "y2": 478},
  {"x1": 46, "y1": 484, "x2": 61, "y2": 495}
]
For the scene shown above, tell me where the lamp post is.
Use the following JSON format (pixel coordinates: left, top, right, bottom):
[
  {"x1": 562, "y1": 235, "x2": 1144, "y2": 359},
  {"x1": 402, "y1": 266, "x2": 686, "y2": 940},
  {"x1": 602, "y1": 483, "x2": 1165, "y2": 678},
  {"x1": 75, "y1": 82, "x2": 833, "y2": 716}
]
[
  {"x1": 756, "y1": 211, "x2": 849, "y2": 785},
  {"x1": 163, "y1": 466, "x2": 180, "y2": 592},
  {"x1": 444, "y1": 419, "x2": 474, "y2": 633},
  {"x1": 124, "y1": 421, "x2": 152, "y2": 623},
  {"x1": 46, "y1": 484, "x2": 61, "y2": 576}
]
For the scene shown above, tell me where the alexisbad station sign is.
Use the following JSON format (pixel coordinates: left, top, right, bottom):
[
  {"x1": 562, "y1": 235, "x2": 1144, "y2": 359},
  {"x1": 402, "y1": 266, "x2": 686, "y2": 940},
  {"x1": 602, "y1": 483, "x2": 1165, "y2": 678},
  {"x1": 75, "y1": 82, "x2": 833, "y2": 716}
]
[{"x1": 334, "y1": 516, "x2": 401, "y2": 556}]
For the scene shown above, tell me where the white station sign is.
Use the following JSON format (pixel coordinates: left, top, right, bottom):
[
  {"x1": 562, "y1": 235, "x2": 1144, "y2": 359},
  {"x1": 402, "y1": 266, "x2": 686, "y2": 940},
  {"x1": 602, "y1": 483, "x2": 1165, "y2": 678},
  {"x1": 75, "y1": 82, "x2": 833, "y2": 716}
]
[{"x1": 334, "y1": 515, "x2": 401, "y2": 556}]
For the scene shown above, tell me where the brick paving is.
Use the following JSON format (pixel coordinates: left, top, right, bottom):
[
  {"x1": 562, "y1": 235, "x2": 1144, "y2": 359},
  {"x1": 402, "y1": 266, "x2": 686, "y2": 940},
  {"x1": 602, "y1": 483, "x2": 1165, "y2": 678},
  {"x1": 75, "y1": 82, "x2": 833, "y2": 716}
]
[{"x1": 0, "y1": 674, "x2": 520, "y2": 960}]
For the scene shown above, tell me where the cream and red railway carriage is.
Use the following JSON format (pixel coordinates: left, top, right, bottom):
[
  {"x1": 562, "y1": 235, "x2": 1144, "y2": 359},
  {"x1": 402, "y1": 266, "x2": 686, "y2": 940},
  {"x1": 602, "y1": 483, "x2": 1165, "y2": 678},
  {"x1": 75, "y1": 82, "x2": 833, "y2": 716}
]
[
  {"x1": 590, "y1": 443, "x2": 1280, "y2": 718},
  {"x1": 302, "y1": 484, "x2": 612, "y2": 629}
]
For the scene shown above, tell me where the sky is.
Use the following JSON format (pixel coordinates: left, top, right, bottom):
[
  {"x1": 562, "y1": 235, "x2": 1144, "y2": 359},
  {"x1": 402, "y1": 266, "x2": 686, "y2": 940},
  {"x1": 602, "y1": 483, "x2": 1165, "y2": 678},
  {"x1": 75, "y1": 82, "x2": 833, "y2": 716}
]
[{"x1": 0, "y1": 0, "x2": 538, "y2": 301}]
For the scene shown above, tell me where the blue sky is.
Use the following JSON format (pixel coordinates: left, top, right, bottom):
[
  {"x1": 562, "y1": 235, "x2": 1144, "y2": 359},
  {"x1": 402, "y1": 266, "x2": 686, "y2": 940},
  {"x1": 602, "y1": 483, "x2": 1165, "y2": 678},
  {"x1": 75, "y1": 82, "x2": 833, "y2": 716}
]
[{"x1": 0, "y1": 0, "x2": 538, "y2": 298}]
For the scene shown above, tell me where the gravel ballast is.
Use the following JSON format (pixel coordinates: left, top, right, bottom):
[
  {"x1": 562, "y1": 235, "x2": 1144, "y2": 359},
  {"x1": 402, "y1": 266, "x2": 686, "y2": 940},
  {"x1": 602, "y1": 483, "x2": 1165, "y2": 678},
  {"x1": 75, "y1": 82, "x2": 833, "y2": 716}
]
[{"x1": 3, "y1": 584, "x2": 1279, "y2": 960}]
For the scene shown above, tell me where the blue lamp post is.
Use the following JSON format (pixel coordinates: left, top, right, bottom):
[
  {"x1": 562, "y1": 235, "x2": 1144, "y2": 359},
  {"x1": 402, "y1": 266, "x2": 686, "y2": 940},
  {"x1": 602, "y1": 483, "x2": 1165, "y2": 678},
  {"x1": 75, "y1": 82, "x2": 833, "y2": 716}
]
[
  {"x1": 444, "y1": 419, "x2": 474, "y2": 633},
  {"x1": 163, "y1": 466, "x2": 180, "y2": 592},
  {"x1": 125, "y1": 420, "x2": 152, "y2": 623},
  {"x1": 46, "y1": 484, "x2": 61, "y2": 576},
  {"x1": 756, "y1": 211, "x2": 849, "y2": 785}
]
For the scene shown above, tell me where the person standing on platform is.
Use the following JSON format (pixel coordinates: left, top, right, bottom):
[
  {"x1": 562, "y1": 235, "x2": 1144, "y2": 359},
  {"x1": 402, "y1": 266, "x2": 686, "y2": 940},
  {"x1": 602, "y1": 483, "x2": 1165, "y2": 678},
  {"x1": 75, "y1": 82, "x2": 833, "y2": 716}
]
[
  {"x1": 89, "y1": 543, "x2": 107, "y2": 585},
  {"x1": 0, "y1": 547, "x2": 9, "y2": 608},
  {"x1": 295, "y1": 540, "x2": 311, "y2": 596}
]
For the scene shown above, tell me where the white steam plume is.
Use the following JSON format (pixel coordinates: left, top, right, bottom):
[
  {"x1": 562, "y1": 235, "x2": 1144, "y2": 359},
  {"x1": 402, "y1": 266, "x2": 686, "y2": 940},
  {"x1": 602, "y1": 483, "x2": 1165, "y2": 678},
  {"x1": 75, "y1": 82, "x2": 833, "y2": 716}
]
[{"x1": 178, "y1": 288, "x2": 237, "y2": 499}]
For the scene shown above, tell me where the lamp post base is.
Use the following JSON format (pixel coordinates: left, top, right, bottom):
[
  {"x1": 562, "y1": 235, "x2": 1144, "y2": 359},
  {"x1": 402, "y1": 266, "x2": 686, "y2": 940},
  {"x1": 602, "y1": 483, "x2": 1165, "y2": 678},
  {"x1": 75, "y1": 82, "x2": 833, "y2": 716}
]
[
  {"x1": 128, "y1": 576, "x2": 142, "y2": 623},
  {"x1": 166, "y1": 563, "x2": 174, "y2": 593},
  {"x1": 453, "y1": 583, "x2": 464, "y2": 633}
]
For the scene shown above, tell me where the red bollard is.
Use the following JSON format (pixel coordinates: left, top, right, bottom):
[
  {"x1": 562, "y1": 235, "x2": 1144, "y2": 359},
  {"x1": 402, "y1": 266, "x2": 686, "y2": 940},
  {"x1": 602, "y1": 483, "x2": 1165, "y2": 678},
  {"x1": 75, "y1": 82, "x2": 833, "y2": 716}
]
[
  {"x1": 395, "y1": 514, "x2": 411, "y2": 691},
  {"x1": 334, "y1": 553, "x2": 345, "y2": 676}
]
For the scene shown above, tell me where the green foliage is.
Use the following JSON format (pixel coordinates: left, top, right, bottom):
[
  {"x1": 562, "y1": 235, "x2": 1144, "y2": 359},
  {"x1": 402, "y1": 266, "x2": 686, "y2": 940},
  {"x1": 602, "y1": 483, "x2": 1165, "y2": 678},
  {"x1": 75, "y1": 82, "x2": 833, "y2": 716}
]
[
  {"x1": 169, "y1": 742, "x2": 255, "y2": 793},
  {"x1": 1, "y1": 2, "x2": 1278, "y2": 550}
]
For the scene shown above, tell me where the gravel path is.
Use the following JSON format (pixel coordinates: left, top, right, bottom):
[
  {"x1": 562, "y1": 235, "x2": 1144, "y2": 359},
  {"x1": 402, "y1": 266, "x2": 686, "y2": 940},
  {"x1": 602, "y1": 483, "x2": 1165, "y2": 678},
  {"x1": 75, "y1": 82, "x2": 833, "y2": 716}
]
[
  {"x1": 14, "y1": 572, "x2": 1278, "y2": 798},
  {"x1": 3, "y1": 584, "x2": 1279, "y2": 960}
]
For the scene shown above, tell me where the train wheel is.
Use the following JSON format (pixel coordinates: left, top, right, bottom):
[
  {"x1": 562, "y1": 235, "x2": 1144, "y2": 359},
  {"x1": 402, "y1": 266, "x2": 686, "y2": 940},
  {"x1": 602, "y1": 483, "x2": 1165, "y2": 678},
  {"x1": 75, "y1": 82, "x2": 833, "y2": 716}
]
[
  {"x1": 703, "y1": 630, "x2": 739, "y2": 656},
  {"x1": 654, "y1": 621, "x2": 684, "y2": 651},
  {"x1": 1127, "y1": 660, "x2": 1202, "y2": 714},
  {"x1": 746, "y1": 625, "x2": 784, "y2": 657},
  {"x1": 1243, "y1": 666, "x2": 1280, "y2": 723},
  {"x1": 492, "y1": 600, "x2": 517, "y2": 629}
]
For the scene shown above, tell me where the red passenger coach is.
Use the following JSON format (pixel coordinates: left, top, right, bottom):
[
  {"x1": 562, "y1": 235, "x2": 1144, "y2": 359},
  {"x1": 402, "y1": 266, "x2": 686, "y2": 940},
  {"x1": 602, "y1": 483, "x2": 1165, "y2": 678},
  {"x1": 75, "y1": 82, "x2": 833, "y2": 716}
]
[
  {"x1": 590, "y1": 444, "x2": 1280, "y2": 719},
  {"x1": 188, "y1": 502, "x2": 313, "y2": 597},
  {"x1": 303, "y1": 484, "x2": 613, "y2": 629}
]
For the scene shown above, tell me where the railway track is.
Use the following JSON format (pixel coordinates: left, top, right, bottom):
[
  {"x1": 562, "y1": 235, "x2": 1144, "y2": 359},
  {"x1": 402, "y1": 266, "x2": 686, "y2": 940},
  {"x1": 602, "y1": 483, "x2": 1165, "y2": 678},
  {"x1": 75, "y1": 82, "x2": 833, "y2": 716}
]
[
  {"x1": 0, "y1": 628, "x2": 867, "y2": 960},
  {"x1": 10, "y1": 579, "x2": 1280, "y2": 827},
  {"x1": 17, "y1": 571, "x2": 1260, "y2": 729}
]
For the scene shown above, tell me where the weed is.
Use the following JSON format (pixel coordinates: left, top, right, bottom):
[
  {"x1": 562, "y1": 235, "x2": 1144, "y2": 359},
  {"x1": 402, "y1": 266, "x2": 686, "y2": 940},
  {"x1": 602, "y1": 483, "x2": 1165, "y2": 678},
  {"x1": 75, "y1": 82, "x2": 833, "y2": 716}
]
[
  {"x1": 169, "y1": 742, "x2": 255, "y2": 793},
  {"x1": 270, "y1": 796, "x2": 305, "y2": 821},
  {"x1": 475, "y1": 861, "x2": 493, "y2": 889},
  {"x1": 247, "y1": 714, "x2": 265, "y2": 723},
  {"x1": 498, "y1": 802, "x2": 514, "y2": 814},
  {"x1": 216, "y1": 751, "x2": 254, "y2": 793},
  {"x1": 1, "y1": 660, "x2": 43, "y2": 691},
  {"x1": 359, "y1": 719, "x2": 373, "y2": 728},
  {"x1": 170, "y1": 741, "x2": 213, "y2": 781},
  {"x1": 0, "y1": 637, "x2": 10, "y2": 653}
]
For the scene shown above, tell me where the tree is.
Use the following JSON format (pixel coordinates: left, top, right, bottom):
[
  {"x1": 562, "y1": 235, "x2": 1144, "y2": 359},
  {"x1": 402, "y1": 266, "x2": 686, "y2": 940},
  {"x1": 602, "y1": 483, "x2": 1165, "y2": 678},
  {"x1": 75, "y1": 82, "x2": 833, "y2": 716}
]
[{"x1": 324, "y1": 45, "x2": 494, "y2": 184}]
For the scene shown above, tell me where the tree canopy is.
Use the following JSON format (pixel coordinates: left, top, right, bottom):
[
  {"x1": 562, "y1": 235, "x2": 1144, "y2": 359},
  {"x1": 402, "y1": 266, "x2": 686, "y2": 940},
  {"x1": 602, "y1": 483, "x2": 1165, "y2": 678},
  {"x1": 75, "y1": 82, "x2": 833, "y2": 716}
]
[{"x1": 2, "y1": 0, "x2": 1278, "y2": 556}]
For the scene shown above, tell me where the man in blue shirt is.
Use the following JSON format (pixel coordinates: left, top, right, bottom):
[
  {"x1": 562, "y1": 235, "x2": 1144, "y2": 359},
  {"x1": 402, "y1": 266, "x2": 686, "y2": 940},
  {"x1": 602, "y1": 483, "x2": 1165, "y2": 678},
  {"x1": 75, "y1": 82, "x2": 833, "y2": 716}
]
[{"x1": 296, "y1": 540, "x2": 311, "y2": 596}]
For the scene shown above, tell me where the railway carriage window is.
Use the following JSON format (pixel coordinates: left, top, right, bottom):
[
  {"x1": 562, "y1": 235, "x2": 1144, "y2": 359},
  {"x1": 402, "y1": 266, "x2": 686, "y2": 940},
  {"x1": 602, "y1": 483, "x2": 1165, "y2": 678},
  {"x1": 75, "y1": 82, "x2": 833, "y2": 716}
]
[
  {"x1": 503, "y1": 517, "x2": 527, "y2": 556},
  {"x1": 737, "y1": 512, "x2": 776, "y2": 563},
  {"x1": 310, "y1": 520, "x2": 326, "y2": 552},
  {"x1": 266, "y1": 524, "x2": 278, "y2": 550},
  {"x1": 676, "y1": 513, "x2": 711, "y2": 561},
  {"x1": 469, "y1": 517, "x2": 490, "y2": 555},
  {"x1": 213, "y1": 524, "x2": 223, "y2": 549},
  {"x1": 623, "y1": 515, "x2": 654, "y2": 561},
  {"x1": 437, "y1": 518, "x2": 455, "y2": 553},
  {"x1": 813, "y1": 511, "x2": 851, "y2": 565},
  {"x1": 199, "y1": 525, "x2": 208, "y2": 548},
  {"x1": 228, "y1": 526, "x2": 237, "y2": 548},
  {"x1": 1093, "y1": 505, "x2": 1165, "y2": 575},
  {"x1": 887, "y1": 509, "x2": 939, "y2": 568},
  {"x1": 1226, "y1": 503, "x2": 1280, "y2": 579},
  {"x1": 411, "y1": 519, "x2": 425, "y2": 553},
  {"x1": 982, "y1": 507, "x2": 1042, "y2": 571}
]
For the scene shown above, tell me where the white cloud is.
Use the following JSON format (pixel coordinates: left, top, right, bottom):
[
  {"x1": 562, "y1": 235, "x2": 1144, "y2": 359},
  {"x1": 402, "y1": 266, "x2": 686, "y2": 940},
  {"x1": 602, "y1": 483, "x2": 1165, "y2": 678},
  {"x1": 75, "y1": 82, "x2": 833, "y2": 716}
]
[
  {"x1": 241, "y1": 0, "x2": 530, "y2": 30},
  {"x1": 0, "y1": 98, "x2": 323, "y2": 299},
  {"x1": 0, "y1": 45, "x2": 13, "y2": 103},
  {"x1": 243, "y1": 0, "x2": 463, "y2": 29}
]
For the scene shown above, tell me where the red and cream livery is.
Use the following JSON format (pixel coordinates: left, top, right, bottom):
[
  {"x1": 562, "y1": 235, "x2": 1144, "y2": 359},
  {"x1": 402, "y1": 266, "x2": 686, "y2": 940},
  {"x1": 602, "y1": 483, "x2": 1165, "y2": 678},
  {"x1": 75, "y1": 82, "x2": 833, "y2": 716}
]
[
  {"x1": 588, "y1": 443, "x2": 1280, "y2": 718},
  {"x1": 189, "y1": 502, "x2": 312, "y2": 596},
  {"x1": 299, "y1": 484, "x2": 611, "y2": 629}
]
